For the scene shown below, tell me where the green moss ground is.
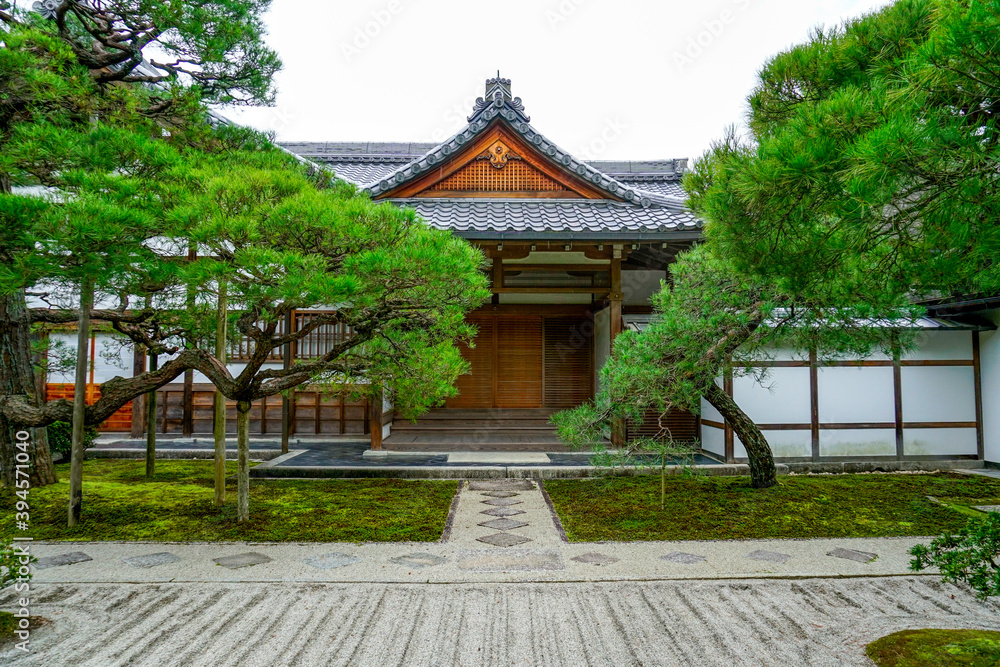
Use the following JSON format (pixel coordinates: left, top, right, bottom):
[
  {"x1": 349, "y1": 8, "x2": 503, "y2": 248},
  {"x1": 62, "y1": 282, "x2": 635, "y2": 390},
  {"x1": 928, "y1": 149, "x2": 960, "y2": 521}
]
[
  {"x1": 866, "y1": 629, "x2": 1000, "y2": 666},
  {"x1": 544, "y1": 473, "x2": 1000, "y2": 541},
  {"x1": 0, "y1": 460, "x2": 457, "y2": 542}
]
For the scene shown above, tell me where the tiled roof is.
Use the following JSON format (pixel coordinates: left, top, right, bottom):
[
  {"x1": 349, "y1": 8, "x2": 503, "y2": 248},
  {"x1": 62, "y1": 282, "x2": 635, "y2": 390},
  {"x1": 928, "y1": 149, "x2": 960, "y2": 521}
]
[
  {"x1": 395, "y1": 199, "x2": 701, "y2": 239},
  {"x1": 277, "y1": 78, "x2": 701, "y2": 239}
]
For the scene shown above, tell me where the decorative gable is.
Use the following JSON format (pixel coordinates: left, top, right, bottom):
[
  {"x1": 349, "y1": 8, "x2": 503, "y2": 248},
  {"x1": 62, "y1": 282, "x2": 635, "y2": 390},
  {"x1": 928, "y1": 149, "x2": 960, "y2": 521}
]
[
  {"x1": 426, "y1": 139, "x2": 572, "y2": 196},
  {"x1": 380, "y1": 123, "x2": 609, "y2": 199}
]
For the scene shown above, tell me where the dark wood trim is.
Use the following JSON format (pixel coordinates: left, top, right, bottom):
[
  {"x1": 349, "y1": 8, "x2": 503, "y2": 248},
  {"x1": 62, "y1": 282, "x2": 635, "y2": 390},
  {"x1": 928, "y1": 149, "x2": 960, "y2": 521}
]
[
  {"x1": 414, "y1": 189, "x2": 580, "y2": 199},
  {"x1": 741, "y1": 359, "x2": 975, "y2": 368},
  {"x1": 893, "y1": 341, "x2": 904, "y2": 459},
  {"x1": 493, "y1": 286, "x2": 610, "y2": 294},
  {"x1": 260, "y1": 394, "x2": 267, "y2": 434},
  {"x1": 973, "y1": 331, "x2": 985, "y2": 459},
  {"x1": 470, "y1": 304, "x2": 593, "y2": 316},
  {"x1": 705, "y1": 420, "x2": 977, "y2": 431},
  {"x1": 503, "y1": 263, "x2": 610, "y2": 272},
  {"x1": 810, "y1": 347, "x2": 820, "y2": 461},
  {"x1": 723, "y1": 368, "x2": 735, "y2": 464},
  {"x1": 610, "y1": 254, "x2": 622, "y2": 340},
  {"x1": 491, "y1": 257, "x2": 502, "y2": 305},
  {"x1": 369, "y1": 392, "x2": 384, "y2": 450},
  {"x1": 730, "y1": 454, "x2": 980, "y2": 463}
]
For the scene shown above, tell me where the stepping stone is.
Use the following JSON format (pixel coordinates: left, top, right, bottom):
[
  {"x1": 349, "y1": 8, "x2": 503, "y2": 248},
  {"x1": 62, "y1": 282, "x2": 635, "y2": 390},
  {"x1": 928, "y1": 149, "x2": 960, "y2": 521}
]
[
  {"x1": 481, "y1": 490, "x2": 519, "y2": 498},
  {"x1": 468, "y1": 480, "x2": 534, "y2": 491},
  {"x1": 213, "y1": 552, "x2": 272, "y2": 569},
  {"x1": 478, "y1": 518, "x2": 529, "y2": 531},
  {"x1": 661, "y1": 551, "x2": 707, "y2": 565},
  {"x1": 477, "y1": 532, "x2": 532, "y2": 547},
  {"x1": 390, "y1": 552, "x2": 446, "y2": 568},
  {"x1": 482, "y1": 498, "x2": 522, "y2": 507},
  {"x1": 35, "y1": 551, "x2": 92, "y2": 570},
  {"x1": 572, "y1": 552, "x2": 620, "y2": 566},
  {"x1": 458, "y1": 548, "x2": 564, "y2": 572},
  {"x1": 973, "y1": 505, "x2": 1000, "y2": 513},
  {"x1": 122, "y1": 552, "x2": 181, "y2": 569},
  {"x1": 827, "y1": 547, "x2": 877, "y2": 564},
  {"x1": 480, "y1": 507, "x2": 526, "y2": 517},
  {"x1": 746, "y1": 550, "x2": 791, "y2": 564},
  {"x1": 302, "y1": 552, "x2": 360, "y2": 570}
]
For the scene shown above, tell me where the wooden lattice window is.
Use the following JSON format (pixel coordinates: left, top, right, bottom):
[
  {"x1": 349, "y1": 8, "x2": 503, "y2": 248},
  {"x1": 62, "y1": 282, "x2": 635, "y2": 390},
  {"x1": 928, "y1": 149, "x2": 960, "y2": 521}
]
[{"x1": 428, "y1": 154, "x2": 569, "y2": 193}]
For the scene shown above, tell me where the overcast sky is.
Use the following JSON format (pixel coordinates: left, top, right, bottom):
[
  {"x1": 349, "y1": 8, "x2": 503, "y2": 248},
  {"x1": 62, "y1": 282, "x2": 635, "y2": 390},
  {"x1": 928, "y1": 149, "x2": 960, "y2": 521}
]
[{"x1": 225, "y1": 0, "x2": 893, "y2": 161}]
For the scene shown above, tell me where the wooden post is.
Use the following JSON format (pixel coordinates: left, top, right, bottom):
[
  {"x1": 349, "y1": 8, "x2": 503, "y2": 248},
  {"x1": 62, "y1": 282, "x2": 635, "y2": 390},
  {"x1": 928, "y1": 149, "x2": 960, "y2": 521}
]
[
  {"x1": 892, "y1": 338, "x2": 904, "y2": 459},
  {"x1": 369, "y1": 387, "x2": 384, "y2": 451},
  {"x1": 609, "y1": 248, "x2": 624, "y2": 447},
  {"x1": 491, "y1": 256, "x2": 502, "y2": 305},
  {"x1": 182, "y1": 245, "x2": 196, "y2": 436},
  {"x1": 131, "y1": 345, "x2": 146, "y2": 438},
  {"x1": 809, "y1": 347, "x2": 820, "y2": 461},
  {"x1": 974, "y1": 331, "x2": 984, "y2": 460},
  {"x1": 146, "y1": 352, "x2": 158, "y2": 478},
  {"x1": 280, "y1": 310, "x2": 293, "y2": 453}
]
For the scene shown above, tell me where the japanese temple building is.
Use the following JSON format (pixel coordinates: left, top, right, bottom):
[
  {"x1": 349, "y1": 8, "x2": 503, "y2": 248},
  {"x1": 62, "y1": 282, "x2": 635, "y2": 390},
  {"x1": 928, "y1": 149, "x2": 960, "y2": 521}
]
[
  {"x1": 44, "y1": 77, "x2": 1000, "y2": 466},
  {"x1": 279, "y1": 77, "x2": 701, "y2": 452}
]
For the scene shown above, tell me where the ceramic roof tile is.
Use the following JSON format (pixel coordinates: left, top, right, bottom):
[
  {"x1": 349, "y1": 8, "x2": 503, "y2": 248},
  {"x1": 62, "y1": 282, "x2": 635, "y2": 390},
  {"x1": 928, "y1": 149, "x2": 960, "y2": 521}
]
[{"x1": 393, "y1": 199, "x2": 701, "y2": 238}]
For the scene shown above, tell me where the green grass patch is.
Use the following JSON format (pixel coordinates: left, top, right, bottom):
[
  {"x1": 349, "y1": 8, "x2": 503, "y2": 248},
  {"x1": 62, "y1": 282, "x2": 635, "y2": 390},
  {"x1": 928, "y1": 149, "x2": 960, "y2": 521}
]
[
  {"x1": 866, "y1": 629, "x2": 1000, "y2": 666},
  {"x1": 0, "y1": 460, "x2": 457, "y2": 543},
  {"x1": 544, "y1": 473, "x2": 1000, "y2": 541}
]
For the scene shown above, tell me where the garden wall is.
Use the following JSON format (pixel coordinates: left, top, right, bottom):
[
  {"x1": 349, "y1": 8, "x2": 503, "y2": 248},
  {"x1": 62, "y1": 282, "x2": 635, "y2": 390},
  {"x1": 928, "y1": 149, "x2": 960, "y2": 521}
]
[{"x1": 701, "y1": 329, "x2": 984, "y2": 462}]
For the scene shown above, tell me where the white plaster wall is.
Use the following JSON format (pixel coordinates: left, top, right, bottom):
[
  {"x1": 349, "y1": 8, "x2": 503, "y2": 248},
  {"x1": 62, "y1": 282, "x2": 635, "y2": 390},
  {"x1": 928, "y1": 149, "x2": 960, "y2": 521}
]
[
  {"x1": 701, "y1": 380, "x2": 723, "y2": 422},
  {"x1": 736, "y1": 430, "x2": 811, "y2": 459},
  {"x1": 982, "y1": 310, "x2": 1000, "y2": 464},
  {"x1": 593, "y1": 306, "x2": 610, "y2": 393},
  {"x1": 701, "y1": 424, "x2": 725, "y2": 457},
  {"x1": 732, "y1": 368, "x2": 811, "y2": 424},
  {"x1": 820, "y1": 429, "x2": 896, "y2": 457},
  {"x1": 817, "y1": 366, "x2": 895, "y2": 423},
  {"x1": 901, "y1": 366, "x2": 976, "y2": 423},
  {"x1": 904, "y1": 428, "x2": 977, "y2": 456},
  {"x1": 903, "y1": 330, "x2": 974, "y2": 361}
]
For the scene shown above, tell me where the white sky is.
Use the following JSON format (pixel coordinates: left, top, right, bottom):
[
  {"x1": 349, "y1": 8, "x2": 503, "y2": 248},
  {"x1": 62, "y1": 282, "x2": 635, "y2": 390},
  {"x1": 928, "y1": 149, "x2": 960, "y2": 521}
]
[{"x1": 225, "y1": 0, "x2": 893, "y2": 161}]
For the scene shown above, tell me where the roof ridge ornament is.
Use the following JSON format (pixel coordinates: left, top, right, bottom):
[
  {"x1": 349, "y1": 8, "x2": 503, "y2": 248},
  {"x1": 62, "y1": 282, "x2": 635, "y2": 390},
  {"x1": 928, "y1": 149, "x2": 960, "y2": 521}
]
[{"x1": 469, "y1": 75, "x2": 530, "y2": 122}]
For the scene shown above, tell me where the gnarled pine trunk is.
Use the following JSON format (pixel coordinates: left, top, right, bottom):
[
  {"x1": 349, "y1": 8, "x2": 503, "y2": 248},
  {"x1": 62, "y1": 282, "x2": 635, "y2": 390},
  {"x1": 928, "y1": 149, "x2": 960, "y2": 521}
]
[
  {"x1": 68, "y1": 279, "x2": 93, "y2": 526},
  {"x1": 705, "y1": 382, "x2": 777, "y2": 489},
  {"x1": 214, "y1": 280, "x2": 227, "y2": 506},
  {"x1": 0, "y1": 290, "x2": 57, "y2": 488}
]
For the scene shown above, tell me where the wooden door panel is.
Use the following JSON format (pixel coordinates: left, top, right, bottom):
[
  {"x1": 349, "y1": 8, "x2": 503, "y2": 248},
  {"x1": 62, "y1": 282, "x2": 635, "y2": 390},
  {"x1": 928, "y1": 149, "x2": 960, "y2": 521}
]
[
  {"x1": 446, "y1": 317, "x2": 495, "y2": 409},
  {"x1": 496, "y1": 317, "x2": 543, "y2": 408},
  {"x1": 543, "y1": 317, "x2": 594, "y2": 409}
]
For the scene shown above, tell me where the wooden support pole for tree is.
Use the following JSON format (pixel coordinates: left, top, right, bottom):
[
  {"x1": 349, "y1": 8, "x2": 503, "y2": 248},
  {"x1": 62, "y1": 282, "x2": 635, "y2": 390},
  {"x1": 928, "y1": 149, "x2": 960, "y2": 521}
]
[
  {"x1": 369, "y1": 387, "x2": 383, "y2": 451},
  {"x1": 145, "y1": 352, "x2": 158, "y2": 478},
  {"x1": 236, "y1": 400, "x2": 251, "y2": 522},
  {"x1": 182, "y1": 245, "x2": 196, "y2": 437},
  {"x1": 68, "y1": 278, "x2": 93, "y2": 527},
  {"x1": 214, "y1": 279, "x2": 228, "y2": 506},
  {"x1": 130, "y1": 344, "x2": 146, "y2": 439}
]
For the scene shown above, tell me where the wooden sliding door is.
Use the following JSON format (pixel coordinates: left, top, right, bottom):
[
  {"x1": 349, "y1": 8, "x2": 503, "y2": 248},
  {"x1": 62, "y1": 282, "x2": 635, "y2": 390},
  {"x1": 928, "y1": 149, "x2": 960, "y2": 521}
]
[{"x1": 446, "y1": 313, "x2": 593, "y2": 409}]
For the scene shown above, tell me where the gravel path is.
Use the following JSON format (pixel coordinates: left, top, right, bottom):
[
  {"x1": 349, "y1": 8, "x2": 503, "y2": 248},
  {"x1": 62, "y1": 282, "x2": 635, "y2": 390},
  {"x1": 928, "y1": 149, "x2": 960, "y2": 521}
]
[{"x1": 3, "y1": 577, "x2": 998, "y2": 666}]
